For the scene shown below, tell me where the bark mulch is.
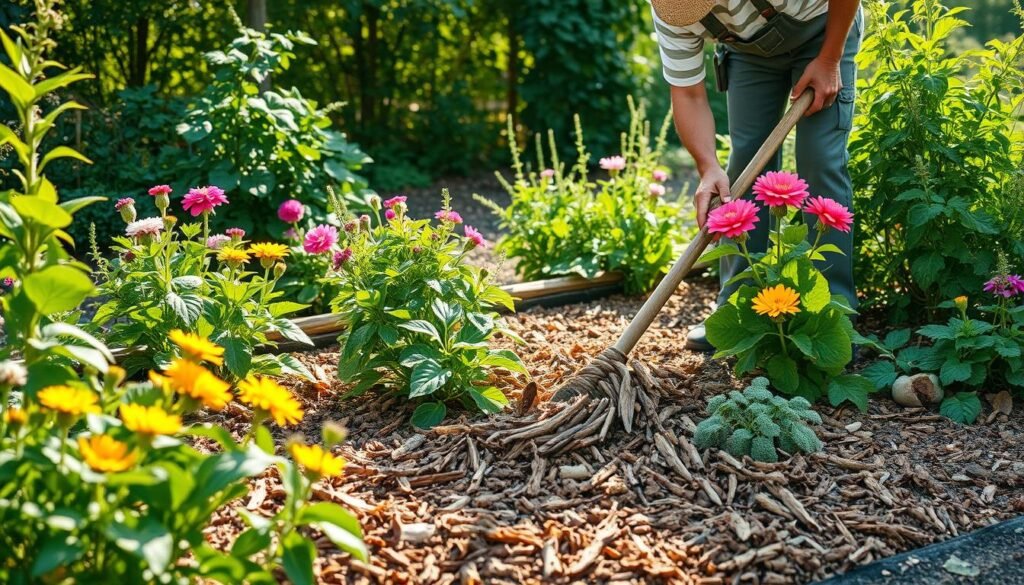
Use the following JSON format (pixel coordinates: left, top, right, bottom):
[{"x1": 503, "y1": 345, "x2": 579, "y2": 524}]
[{"x1": 202, "y1": 278, "x2": 1024, "y2": 584}]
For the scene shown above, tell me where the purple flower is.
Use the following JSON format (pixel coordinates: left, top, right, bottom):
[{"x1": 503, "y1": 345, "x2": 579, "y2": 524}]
[
  {"x1": 333, "y1": 248, "x2": 353, "y2": 269},
  {"x1": 985, "y1": 274, "x2": 1024, "y2": 298}
]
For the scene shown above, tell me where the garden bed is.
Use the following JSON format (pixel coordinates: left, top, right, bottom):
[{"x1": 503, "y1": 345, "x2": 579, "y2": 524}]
[{"x1": 199, "y1": 278, "x2": 1024, "y2": 584}]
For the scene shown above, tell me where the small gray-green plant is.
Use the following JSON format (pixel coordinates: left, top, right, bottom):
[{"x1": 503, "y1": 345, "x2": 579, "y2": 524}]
[{"x1": 694, "y1": 377, "x2": 823, "y2": 463}]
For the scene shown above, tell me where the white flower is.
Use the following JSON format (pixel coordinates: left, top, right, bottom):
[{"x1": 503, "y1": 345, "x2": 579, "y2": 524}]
[
  {"x1": 125, "y1": 217, "x2": 164, "y2": 238},
  {"x1": 0, "y1": 360, "x2": 27, "y2": 386}
]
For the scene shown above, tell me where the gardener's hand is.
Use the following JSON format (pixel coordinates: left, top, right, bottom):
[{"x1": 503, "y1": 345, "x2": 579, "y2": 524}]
[
  {"x1": 694, "y1": 166, "x2": 731, "y2": 229},
  {"x1": 792, "y1": 56, "x2": 841, "y2": 116}
]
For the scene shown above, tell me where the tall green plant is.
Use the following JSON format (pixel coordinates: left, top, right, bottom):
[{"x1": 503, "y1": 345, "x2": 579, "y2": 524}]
[{"x1": 850, "y1": 0, "x2": 1024, "y2": 320}]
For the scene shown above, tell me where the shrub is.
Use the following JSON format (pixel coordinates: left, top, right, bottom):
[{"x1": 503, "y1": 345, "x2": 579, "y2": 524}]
[
  {"x1": 173, "y1": 18, "x2": 376, "y2": 237},
  {"x1": 694, "y1": 377, "x2": 823, "y2": 463},
  {"x1": 0, "y1": 6, "x2": 362, "y2": 580},
  {"x1": 862, "y1": 262, "x2": 1024, "y2": 423},
  {"x1": 88, "y1": 186, "x2": 314, "y2": 380},
  {"x1": 481, "y1": 98, "x2": 691, "y2": 294},
  {"x1": 702, "y1": 172, "x2": 875, "y2": 410},
  {"x1": 850, "y1": 0, "x2": 1024, "y2": 321},
  {"x1": 325, "y1": 192, "x2": 527, "y2": 429}
]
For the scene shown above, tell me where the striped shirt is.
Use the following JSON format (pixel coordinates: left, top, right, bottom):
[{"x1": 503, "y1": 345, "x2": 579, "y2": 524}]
[{"x1": 653, "y1": 0, "x2": 829, "y2": 87}]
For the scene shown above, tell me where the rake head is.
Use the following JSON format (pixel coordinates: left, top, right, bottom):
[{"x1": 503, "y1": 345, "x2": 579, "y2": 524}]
[{"x1": 551, "y1": 346, "x2": 628, "y2": 402}]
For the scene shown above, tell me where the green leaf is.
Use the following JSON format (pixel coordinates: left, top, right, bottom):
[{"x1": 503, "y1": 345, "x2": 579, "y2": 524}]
[
  {"x1": 272, "y1": 318, "x2": 314, "y2": 346},
  {"x1": 23, "y1": 265, "x2": 94, "y2": 314},
  {"x1": 221, "y1": 337, "x2": 252, "y2": 379},
  {"x1": 39, "y1": 145, "x2": 92, "y2": 171},
  {"x1": 781, "y1": 223, "x2": 808, "y2": 246},
  {"x1": 480, "y1": 349, "x2": 528, "y2": 374},
  {"x1": 12, "y1": 196, "x2": 72, "y2": 228},
  {"x1": 940, "y1": 392, "x2": 981, "y2": 424},
  {"x1": 296, "y1": 502, "x2": 368, "y2": 561},
  {"x1": 883, "y1": 329, "x2": 912, "y2": 350},
  {"x1": 411, "y1": 401, "x2": 447, "y2": 429},
  {"x1": 254, "y1": 425, "x2": 274, "y2": 454},
  {"x1": 939, "y1": 359, "x2": 972, "y2": 385},
  {"x1": 269, "y1": 301, "x2": 310, "y2": 318},
  {"x1": 766, "y1": 354, "x2": 799, "y2": 394},
  {"x1": 31, "y1": 537, "x2": 84, "y2": 578},
  {"x1": 107, "y1": 518, "x2": 174, "y2": 574},
  {"x1": 0, "y1": 62, "x2": 34, "y2": 109},
  {"x1": 827, "y1": 374, "x2": 873, "y2": 412},
  {"x1": 281, "y1": 532, "x2": 316, "y2": 585},
  {"x1": 469, "y1": 386, "x2": 509, "y2": 414},
  {"x1": 231, "y1": 527, "x2": 272, "y2": 558},
  {"x1": 399, "y1": 320, "x2": 442, "y2": 342},
  {"x1": 409, "y1": 360, "x2": 451, "y2": 398},
  {"x1": 698, "y1": 243, "x2": 742, "y2": 264},
  {"x1": 910, "y1": 252, "x2": 945, "y2": 288},
  {"x1": 860, "y1": 360, "x2": 898, "y2": 391}
]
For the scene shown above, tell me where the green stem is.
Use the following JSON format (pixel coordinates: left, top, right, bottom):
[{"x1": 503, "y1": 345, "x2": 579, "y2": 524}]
[
  {"x1": 776, "y1": 320, "x2": 789, "y2": 355},
  {"x1": 738, "y1": 239, "x2": 767, "y2": 288}
]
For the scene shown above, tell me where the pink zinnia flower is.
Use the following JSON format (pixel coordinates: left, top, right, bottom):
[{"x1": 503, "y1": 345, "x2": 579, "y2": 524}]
[
  {"x1": 984, "y1": 275, "x2": 1024, "y2": 298},
  {"x1": 181, "y1": 185, "x2": 228, "y2": 217},
  {"x1": 804, "y1": 196, "x2": 854, "y2": 233},
  {"x1": 385, "y1": 209, "x2": 397, "y2": 221},
  {"x1": 277, "y1": 199, "x2": 304, "y2": 223},
  {"x1": 225, "y1": 227, "x2": 246, "y2": 241},
  {"x1": 600, "y1": 156, "x2": 626, "y2": 172},
  {"x1": 115, "y1": 198, "x2": 134, "y2": 210},
  {"x1": 125, "y1": 217, "x2": 165, "y2": 239},
  {"x1": 464, "y1": 225, "x2": 487, "y2": 249},
  {"x1": 148, "y1": 185, "x2": 172, "y2": 197},
  {"x1": 333, "y1": 248, "x2": 353, "y2": 269},
  {"x1": 541, "y1": 169, "x2": 555, "y2": 179},
  {"x1": 303, "y1": 224, "x2": 338, "y2": 254},
  {"x1": 435, "y1": 210, "x2": 463, "y2": 224},
  {"x1": 707, "y1": 199, "x2": 760, "y2": 240},
  {"x1": 383, "y1": 195, "x2": 407, "y2": 209},
  {"x1": 649, "y1": 184, "x2": 666, "y2": 198},
  {"x1": 753, "y1": 171, "x2": 809, "y2": 208},
  {"x1": 653, "y1": 169, "x2": 668, "y2": 183},
  {"x1": 206, "y1": 234, "x2": 231, "y2": 249}
]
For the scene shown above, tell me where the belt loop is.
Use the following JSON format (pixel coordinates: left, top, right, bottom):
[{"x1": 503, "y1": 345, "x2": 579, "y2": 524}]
[{"x1": 749, "y1": 0, "x2": 778, "y2": 20}]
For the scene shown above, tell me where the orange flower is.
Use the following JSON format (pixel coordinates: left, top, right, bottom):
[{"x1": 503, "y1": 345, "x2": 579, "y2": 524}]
[
  {"x1": 78, "y1": 435, "x2": 136, "y2": 473},
  {"x1": 752, "y1": 285, "x2": 801, "y2": 318},
  {"x1": 163, "y1": 359, "x2": 232, "y2": 410},
  {"x1": 169, "y1": 330, "x2": 225, "y2": 366},
  {"x1": 290, "y1": 443, "x2": 345, "y2": 478},
  {"x1": 237, "y1": 376, "x2": 303, "y2": 427},
  {"x1": 38, "y1": 386, "x2": 100, "y2": 417},
  {"x1": 120, "y1": 403, "x2": 182, "y2": 436}
]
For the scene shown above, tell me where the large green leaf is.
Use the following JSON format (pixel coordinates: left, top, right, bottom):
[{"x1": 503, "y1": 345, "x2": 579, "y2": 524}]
[
  {"x1": 220, "y1": 337, "x2": 252, "y2": 379},
  {"x1": 409, "y1": 360, "x2": 451, "y2": 398},
  {"x1": 940, "y1": 392, "x2": 981, "y2": 424},
  {"x1": 297, "y1": 502, "x2": 368, "y2": 561},
  {"x1": 410, "y1": 401, "x2": 447, "y2": 429},
  {"x1": 468, "y1": 386, "x2": 509, "y2": 414},
  {"x1": 106, "y1": 518, "x2": 174, "y2": 575},
  {"x1": 12, "y1": 196, "x2": 72, "y2": 229},
  {"x1": 281, "y1": 532, "x2": 315, "y2": 585},
  {"x1": 827, "y1": 374, "x2": 873, "y2": 412},
  {"x1": 765, "y1": 353, "x2": 799, "y2": 394},
  {"x1": 23, "y1": 265, "x2": 94, "y2": 314}
]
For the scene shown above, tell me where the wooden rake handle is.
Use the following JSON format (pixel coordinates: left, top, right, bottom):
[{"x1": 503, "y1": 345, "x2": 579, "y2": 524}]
[{"x1": 612, "y1": 90, "x2": 815, "y2": 355}]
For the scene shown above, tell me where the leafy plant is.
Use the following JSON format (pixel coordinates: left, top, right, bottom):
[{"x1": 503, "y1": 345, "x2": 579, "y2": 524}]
[
  {"x1": 480, "y1": 98, "x2": 691, "y2": 294},
  {"x1": 88, "y1": 186, "x2": 314, "y2": 379},
  {"x1": 173, "y1": 16, "x2": 375, "y2": 237},
  {"x1": 702, "y1": 173, "x2": 875, "y2": 410},
  {"x1": 850, "y1": 0, "x2": 1024, "y2": 320},
  {"x1": 862, "y1": 268, "x2": 1024, "y2": 423},
  {"x1": 694, "y1": 377, "x2": 823, "y2": 463},
  {"x1": 326, "y1": 191, "x2": 527, "y2": 428}
]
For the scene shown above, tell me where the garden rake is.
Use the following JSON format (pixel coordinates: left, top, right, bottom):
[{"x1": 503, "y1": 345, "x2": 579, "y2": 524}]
[{"x1": 532, "y1": 91, "x2": 816, "y2": 450}]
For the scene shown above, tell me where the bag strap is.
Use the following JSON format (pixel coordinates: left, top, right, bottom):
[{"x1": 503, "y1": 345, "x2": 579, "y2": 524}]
[
  {"x1": 701, "y1": 0, "x2": 778, "y2": 43},
  {"x1": 749, "y1": 0, "x2": 778, "y2": 20}
]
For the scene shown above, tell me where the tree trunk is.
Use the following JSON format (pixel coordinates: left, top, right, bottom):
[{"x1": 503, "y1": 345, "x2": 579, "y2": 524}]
[
  {"x1": 247, "y1": 0, "x2": 270, "y2": 93},
  {"x1": 506, "y1": 6, "x2": 519, "y2": 129},
  {"x1": 129, "y1": 17, "x2": 149, "y2": 87}
]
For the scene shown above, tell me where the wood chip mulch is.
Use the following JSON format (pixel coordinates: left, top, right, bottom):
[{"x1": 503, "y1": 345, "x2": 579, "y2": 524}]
[{"x1": 200, "y1": 278, "x2": 1024, "y2": 584}]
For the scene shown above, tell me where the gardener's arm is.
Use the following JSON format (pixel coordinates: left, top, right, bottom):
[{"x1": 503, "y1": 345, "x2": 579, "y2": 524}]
[
  {"x1": 792, "y1": 0, "x2": 861, "y2": 116},
  {"x1": 671, "y1": 84, "x2": 731, "y2": 229}
]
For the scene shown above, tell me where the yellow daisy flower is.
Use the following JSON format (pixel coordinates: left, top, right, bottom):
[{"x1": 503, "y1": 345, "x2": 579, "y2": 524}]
[
  {"x1": 217, "y1": 247, "x2": 250, "y2": 267},
  {"x1": 4, "y1": 407, "x2": 27, "y2": 426},
  {"x1": 289, "y1": 443, "x2": 345, "y2": 478},
  {"x1": 237, "y1": 376, "x2": 304, "y2": 427},
  {"x1": 38, "y1": 385, "x2": 101, "y2": 417},
  {"x1": 120, "y1": 403, "x2": 182, "y2": 436},
  {"x1": 169, "y1": 329, "x2": 225, "y2": 366},
  {"x1": 249, "y1": 242, "x2": 289, "y2": 262},
  {"x1": 752, "y1": 285, "x2": 802, "y2": 318},
  {"x1": 78, "y1": 435, "x2": 137, "y2": 473},
  {"x1": 163, "y1": 359, "x2": 232, "y2": 411}
]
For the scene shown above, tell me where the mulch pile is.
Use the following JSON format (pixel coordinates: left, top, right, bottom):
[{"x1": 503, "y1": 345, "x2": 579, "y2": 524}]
[{"x1": 203, "y1": 279, "x2": 1024, "y2": 584}]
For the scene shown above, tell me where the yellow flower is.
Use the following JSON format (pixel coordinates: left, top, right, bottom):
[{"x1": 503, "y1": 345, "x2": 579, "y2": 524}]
[
  {"x1": 249, "y1": 242, "x2": 289, "y2": 262},
  {"x1": 163, "y1": 359, "x2": 232, "y2": 411},
  {"x1": 954, "y1": 295, "x2": 969, "y2": 311},
  {"x1": 120, "y1": 403, "x2": 182, "y2": 436},
  {"x1": 217, "y1": 247, "x2": 250, "y2": 267},
  {"x1": 290, "y1": 443, "x2": 345, "y2": 478},
  {"x1": 78, "y1": 435, "x2": 136, "y2": 473},
  {"x1": 237, "y1": 376, "x2": 303, "y2": 427},
  {"x1": 4, "y1": 407, "x2": 27, "y2": 426},
  {"x1": 38, "y1": 385, "x2": 101, "y2": 417},
  {"x1": 169, "y1": 329, "x2": 225, "y2": 366},
  {"x1": 752, "y1": 285, "x2": 802, "y2": 318}
]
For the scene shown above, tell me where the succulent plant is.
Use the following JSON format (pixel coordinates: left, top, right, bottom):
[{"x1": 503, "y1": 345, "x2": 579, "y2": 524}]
[{"x1": 694, "y1": 377, "x2": 823, "y2": 463}]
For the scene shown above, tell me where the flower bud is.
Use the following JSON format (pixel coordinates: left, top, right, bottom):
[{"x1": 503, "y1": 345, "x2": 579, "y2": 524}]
[
  {"x1": 4, "y1": 407, "x2": 27, "y2": 427},
  {"x1": 116, "y1": 198, "x2": 137, "y2": 224},
  {"x1": 155, "y1": 194, "x2": 170, "y2": 215},
  {"x1": 163, "y1": 215, "x2": 178, "y2": 231},
  {"x1": 322, "y1": 421, "x2": 347, "y2": 448},
  {"x1": 273, "y1": 262, "x2": 287, "y2": 279},
  {"x1": 954, "y1": 295, "x2": 968, "y2": 312},
  {"x1": 333, "y1": 248, "x2": 353, "y2": 270},
  {"x1": 104, "y1": 366, "x2": 126, "y2": 392},
  {"x1": 226, "y1": 227, "x2": 245, "y2": 243},
  {"x1": 343, "y1": 220, "x2": 358, "y2": 233},
  {"x1": 359, "y1": 214, "x2": 371, "y2": 232},
  {"x1": 368, "y1": 195, "x2": 381, "y2": 211}
]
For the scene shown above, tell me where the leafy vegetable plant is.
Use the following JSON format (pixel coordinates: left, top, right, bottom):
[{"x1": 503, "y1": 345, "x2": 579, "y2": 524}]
[
  {"x1": 702, "y1": 172, "x2": 874, "y2": 409},
  {"x1": 694, "y1": 377, "x2": 823, "y2": 463},
  {"x1": 479, "y1": 98, "x2": 691, "y2": 294},
  {"x1": 326, "y1": 192, "x2": 527, "y2": 428},
  {"x1": 89, "y1": 186, "x2": 314, "y2": 380}
]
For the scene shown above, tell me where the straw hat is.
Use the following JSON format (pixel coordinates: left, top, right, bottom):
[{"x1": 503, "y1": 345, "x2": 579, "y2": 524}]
[{"x1": 651, "y1": 0, "x2": 716, "y2": 27}]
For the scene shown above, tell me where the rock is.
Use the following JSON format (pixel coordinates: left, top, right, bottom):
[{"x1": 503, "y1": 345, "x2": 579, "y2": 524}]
[{"x1": 892, "y1": 374, "x2": 943, "y2": 407}]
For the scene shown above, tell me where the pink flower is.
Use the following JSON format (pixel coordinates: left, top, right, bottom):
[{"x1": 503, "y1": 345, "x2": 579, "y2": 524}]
[
  {"x1": 206, "y1": 234, "x2": 231, "y2": 249},
  {"x1": 278, "y1": 199, "x2": 304, "y2": 223},
  {"x1": 435, "y1": 210, "x2": 463, "y2": 224},
  {"x1": 707, "y1": 199, "x2": 760, "y2": 240},
  {"x1": 1010, "y1": 275, "x2": 1024, "y2": 295},
  {"x1": 752, "y1": 171, "x2": 809, "y2": 208},
  {"x1": 464, "y1": 225, "x2": 487, "y2": 249},
  {"x1": 148, "y1": 185, "x2": 172, "y2": 197},
  {"x1": 653, "y1": 169, "x2": 668, "y2": 183},
  {"x1": 385, "y1": 209, "x2": 397, "y2": 221},
  {"x1": 181, "y1": 185, "x2": 228, "y2": 217},
  {"x1": 115, "y1": 198, "x2": 134, "y2": 210},
  {"x1": 125, "y1": 217, "x2": 165, "y2": 239},
  {"x1": 2, "y1": 277, "x2": 14, "y2": 287},
  {"x1": 600, "y1": 156, "x2": 626, "y2": 172},
  {"x1": 343, "y1": 220, "x2": 358, "y2": 233},
  {"x1": 804, "y1": 196, "x2": 854, "y2": 233},
  {"x1": 541, "y1": 169, "x2": 555, "y2": 179},
  {"x1": 333, "y1": 248, "x2": 353, "y2": 270},
  {"x1": 225, "y1": 227, "x2": 245, "y2": 241},
  {"x1": 303, "y1": 224, "x2": 338, "y2": 254},
  {"x1": 383, "y1": 195, "x2": 407, "y2": 209},
  {"x1": 283, "y1": 228, "x2": 298, "y2": 240},
  {"x1": 984, "y1": 275, "x2": 1024, "y2": 298},
  {"x1": 649, "y1": 184, "x2": 666, "y2": 198}
]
